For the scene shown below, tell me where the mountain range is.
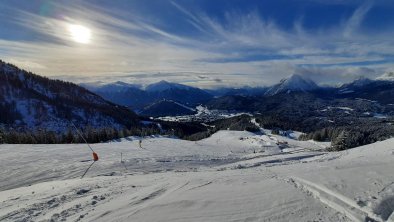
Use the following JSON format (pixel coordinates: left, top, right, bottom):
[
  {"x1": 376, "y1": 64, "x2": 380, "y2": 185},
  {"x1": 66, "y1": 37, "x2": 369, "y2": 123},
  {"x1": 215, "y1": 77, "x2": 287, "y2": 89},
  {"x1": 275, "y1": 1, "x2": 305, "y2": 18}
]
[
  {"x1": 82, "y1": 73, "x2": 394, "y2": 117},
  {"x1": 81, "y1": 74, "x2": 320, "y2": 115},
  {"x1": 206, "y1": 76, "x2": 394, "y2": 122},
  {"x1": 81, "y1": 80, "x2": 213, "y2": 111},
  {"x1": 1, "y1": 60, "x2": 393, "y2": 134}
]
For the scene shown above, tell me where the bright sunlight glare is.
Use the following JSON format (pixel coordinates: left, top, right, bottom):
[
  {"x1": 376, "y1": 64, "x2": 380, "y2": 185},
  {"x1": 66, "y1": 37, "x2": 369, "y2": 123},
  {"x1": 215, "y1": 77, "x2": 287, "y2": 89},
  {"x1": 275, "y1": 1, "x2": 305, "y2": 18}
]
[{"x1": 67, "y1": 24, "x2": 91, "y2": 44}]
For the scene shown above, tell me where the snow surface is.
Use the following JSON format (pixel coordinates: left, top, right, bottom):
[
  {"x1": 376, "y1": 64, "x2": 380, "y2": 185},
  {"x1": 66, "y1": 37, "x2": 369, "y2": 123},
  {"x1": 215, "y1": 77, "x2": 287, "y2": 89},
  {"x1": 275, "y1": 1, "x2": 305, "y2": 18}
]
[{"x1": 1, "y1": 130, "x2": 393, "y2": 222}]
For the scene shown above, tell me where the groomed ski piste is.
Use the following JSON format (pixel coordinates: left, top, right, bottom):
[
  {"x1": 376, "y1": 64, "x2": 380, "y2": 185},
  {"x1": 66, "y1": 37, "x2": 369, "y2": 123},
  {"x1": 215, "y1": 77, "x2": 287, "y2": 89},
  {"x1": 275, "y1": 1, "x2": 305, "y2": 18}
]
[{"x1": 1, "y1": 130, "x2": 394, "y2": 222}]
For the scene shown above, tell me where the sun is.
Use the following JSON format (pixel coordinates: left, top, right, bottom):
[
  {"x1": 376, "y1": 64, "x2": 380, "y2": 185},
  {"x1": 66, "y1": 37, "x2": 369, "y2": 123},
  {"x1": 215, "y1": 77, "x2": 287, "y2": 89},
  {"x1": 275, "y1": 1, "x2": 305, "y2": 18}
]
[{"x1": 67, "y1": 24, "x2": 91, "y2": 44}]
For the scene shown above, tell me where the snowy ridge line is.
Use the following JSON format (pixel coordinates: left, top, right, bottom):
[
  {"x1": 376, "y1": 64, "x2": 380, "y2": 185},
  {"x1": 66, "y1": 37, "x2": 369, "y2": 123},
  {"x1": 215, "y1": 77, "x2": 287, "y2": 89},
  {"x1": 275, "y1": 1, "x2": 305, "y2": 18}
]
[
  {"x1": 289, "y1": 145, "x2": 328, "y2": 153},
  {"x1": 288, "y1": 177, "x2": 383, "y2": 222},
  {"x1": 240, "y1": 148, "x2": 319, "y2": 161},
  {"x1": 216, "y1": 152, "x2": 325, "y2": 171},
  {"x1": 214, "y1": 144, "x2": 328, "y2": 171}
]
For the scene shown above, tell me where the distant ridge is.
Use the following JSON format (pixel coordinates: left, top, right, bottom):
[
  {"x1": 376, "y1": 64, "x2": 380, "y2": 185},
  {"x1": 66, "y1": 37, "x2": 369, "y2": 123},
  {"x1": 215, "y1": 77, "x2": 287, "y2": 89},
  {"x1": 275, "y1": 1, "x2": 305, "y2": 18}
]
[{"x1": 83, "y1": 80, "x2": 213, "y2": 110}]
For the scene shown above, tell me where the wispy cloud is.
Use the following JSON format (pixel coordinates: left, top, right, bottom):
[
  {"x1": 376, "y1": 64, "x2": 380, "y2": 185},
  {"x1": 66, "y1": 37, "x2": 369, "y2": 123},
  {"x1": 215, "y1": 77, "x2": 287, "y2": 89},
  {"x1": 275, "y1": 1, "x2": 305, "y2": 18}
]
[
  {"x1": 0, "y1": 1, "x2": 393, "y2": 88},
  {"x1": 343, "y1": 1, "x2": 373, "y2": 38}
]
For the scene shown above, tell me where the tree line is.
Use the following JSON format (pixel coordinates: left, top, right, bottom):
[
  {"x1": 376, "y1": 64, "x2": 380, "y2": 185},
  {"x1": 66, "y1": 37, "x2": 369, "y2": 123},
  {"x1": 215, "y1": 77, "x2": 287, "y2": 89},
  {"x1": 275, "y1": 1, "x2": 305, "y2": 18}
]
[
  {"x1": 298, "y1": 123, "x2": 394, "y2": 151},
  {"x1": 0, "y1": 125, "x2": 161, "y2": 144}
]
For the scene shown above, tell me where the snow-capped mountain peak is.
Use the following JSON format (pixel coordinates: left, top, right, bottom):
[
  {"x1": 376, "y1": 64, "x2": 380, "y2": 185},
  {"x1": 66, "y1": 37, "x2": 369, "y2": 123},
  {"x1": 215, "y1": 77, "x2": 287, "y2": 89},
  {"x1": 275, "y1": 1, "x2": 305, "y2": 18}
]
[
  {"x1": 265, "y1": 74, "x2": 318, "y2": 95},
  {"x1": 350, "y1": 77, "x2": 373, "y2": 86},
  {"x1": 376, "y1": 72, "x2": 394, "y2": 81},
  {"x1": 339, "y1": 77, "x2": 373, "y2": 88}
]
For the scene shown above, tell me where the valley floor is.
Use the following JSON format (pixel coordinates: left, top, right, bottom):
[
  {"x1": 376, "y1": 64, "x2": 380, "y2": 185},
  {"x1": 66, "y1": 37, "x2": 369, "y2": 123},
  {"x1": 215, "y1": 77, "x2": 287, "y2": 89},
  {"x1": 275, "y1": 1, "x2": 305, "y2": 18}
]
[{"x1": 0, "y1": 131, "x2": 393, "y2": 222}]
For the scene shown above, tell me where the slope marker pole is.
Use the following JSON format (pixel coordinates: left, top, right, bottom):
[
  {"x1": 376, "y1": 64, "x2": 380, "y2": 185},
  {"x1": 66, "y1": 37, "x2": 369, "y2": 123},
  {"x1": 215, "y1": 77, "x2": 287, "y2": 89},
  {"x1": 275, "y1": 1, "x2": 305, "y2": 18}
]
[
  {"x1": 81, "y1": 161, "x2": 96, "y2": 179},
  {"x1": 69, "y1": 121, "x2": 99, "y2": 178},
  {"x1": 70, "y1": 121, "x2": 95, "y2": 153}
]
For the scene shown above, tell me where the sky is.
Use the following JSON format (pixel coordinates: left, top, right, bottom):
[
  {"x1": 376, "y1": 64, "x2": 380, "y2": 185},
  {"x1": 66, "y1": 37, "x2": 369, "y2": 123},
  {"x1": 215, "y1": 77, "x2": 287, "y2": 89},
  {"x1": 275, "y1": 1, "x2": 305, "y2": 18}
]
[{"x1": 1, "y1": 0, "x2": 394, "y2": 88}]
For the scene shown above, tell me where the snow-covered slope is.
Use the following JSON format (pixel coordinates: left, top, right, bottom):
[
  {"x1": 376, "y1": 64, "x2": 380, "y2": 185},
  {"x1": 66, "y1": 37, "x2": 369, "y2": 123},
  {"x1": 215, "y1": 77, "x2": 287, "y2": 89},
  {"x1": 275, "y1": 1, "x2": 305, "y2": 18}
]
[
  {"x1": 0, "y1": 60, "x2": 139, "y2": 131},
  {"x1": 1, "y1": 130, "x2": 393, "y2": 221},
  {"x1": 265, "y1": 74, "x2": 319, "y2": 95}
]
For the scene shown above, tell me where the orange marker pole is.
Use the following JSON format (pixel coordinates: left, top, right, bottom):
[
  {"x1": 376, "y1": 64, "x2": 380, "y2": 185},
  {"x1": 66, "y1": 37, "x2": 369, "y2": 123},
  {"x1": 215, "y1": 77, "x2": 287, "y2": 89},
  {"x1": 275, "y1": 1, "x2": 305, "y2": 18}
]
[{"x1": 92, "y1": 152, "x2": 99, "y2": 161}]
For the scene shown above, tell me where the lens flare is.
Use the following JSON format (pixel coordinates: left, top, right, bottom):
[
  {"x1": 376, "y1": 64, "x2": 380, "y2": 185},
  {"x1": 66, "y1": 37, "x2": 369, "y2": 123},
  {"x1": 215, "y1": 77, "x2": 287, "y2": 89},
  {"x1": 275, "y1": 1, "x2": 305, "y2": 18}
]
[{"x1": 67, "y1": 24, "x2": 91, "y2": 44}]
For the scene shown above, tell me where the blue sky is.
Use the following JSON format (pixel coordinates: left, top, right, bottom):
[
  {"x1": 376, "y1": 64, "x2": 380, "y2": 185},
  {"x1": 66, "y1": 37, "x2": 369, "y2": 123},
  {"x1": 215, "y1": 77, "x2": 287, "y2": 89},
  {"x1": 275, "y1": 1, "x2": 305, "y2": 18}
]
[{"x1": 1, "y1": 0, "x2": 394, "y2": 88}]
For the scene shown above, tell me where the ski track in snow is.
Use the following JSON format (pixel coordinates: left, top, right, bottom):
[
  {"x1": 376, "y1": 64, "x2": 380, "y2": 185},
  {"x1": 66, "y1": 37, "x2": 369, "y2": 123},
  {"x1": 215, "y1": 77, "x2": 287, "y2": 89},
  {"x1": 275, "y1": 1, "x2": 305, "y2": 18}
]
[
  {"x1": 284, "y1": 177, "x2": 382, "y2": 222},
  {"x1": 1, "y1": 130, "x2": 394, "y2": 222}
]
